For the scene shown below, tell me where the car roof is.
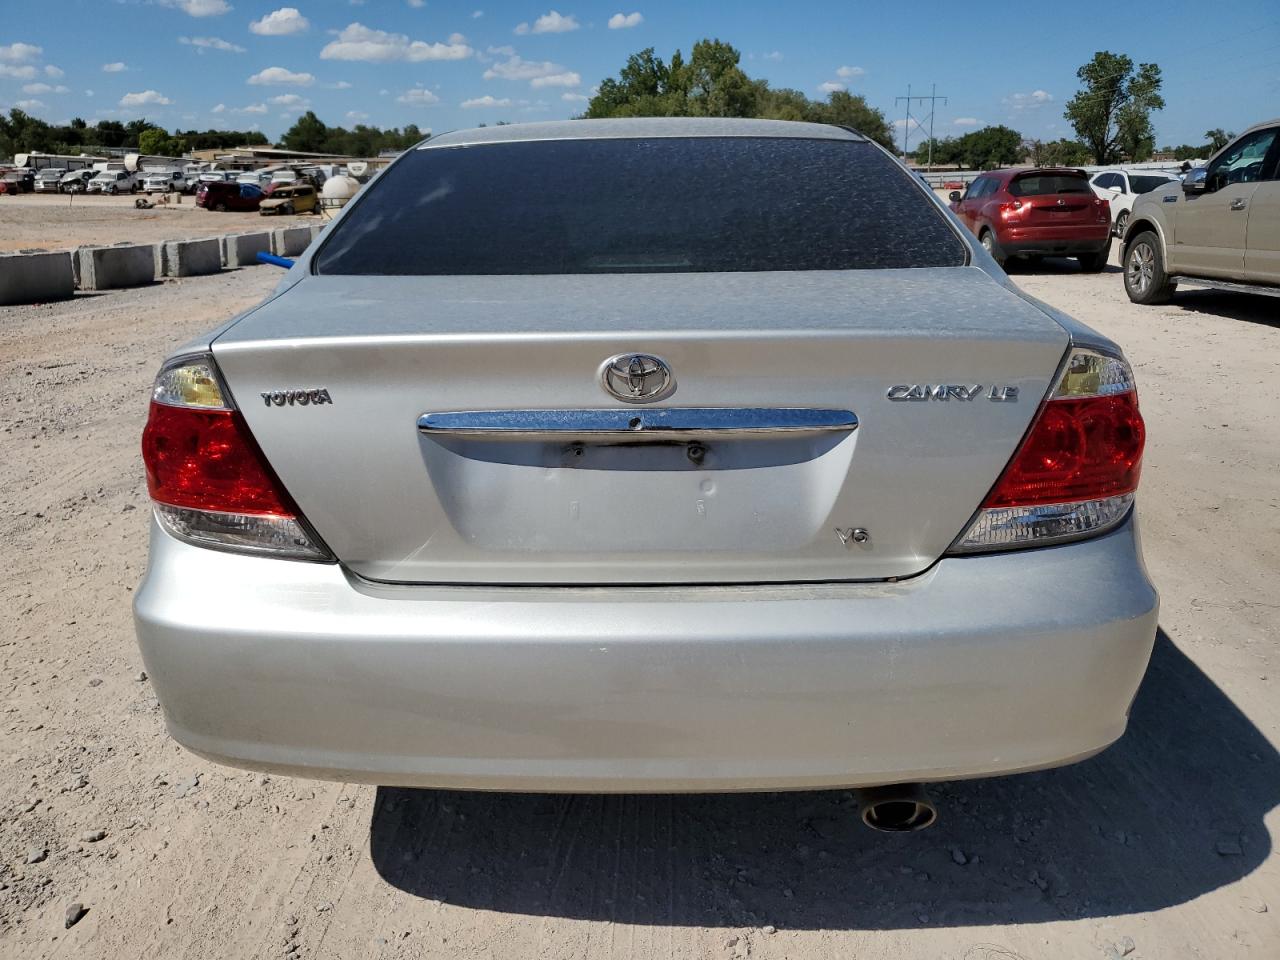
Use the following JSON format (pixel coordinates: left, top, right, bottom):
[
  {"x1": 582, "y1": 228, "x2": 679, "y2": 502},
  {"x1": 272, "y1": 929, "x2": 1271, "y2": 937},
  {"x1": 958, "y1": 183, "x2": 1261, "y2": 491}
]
[{"x1": 421, "y1": 117, "x2": 865, "y2": 150}]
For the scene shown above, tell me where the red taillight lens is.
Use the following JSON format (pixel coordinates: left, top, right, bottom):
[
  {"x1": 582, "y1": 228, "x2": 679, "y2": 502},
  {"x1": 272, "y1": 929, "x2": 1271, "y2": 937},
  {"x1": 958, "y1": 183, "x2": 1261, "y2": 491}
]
[
  {"x1": 998, "y1": 200, "x2": 1024, "y2": 219},
  {"x1": 982, "y1": 391, "x2": 1144, "y2": 508},
  {"x1": 142, "y1": 402, "x2": 298, "y2": 517},
  {"x1": 950, "y1": 348, "x2": 1145, "y2": 553}
]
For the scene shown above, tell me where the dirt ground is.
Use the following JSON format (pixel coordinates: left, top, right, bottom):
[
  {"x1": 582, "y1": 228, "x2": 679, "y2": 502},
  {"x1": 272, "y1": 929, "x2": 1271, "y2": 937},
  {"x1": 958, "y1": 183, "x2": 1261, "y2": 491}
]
[
  {"x1": 1, "y1": 251, "x2": 1276, "y2": 960},
  {"x1": 0, "y1": 193, "x2": 327, "y2": 253}
]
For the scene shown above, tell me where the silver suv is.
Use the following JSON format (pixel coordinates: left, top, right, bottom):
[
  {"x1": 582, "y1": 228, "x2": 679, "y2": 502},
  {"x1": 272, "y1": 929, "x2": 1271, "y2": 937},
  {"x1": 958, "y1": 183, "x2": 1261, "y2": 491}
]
[{"x1": 1122, "y1": 119, "x2": 1280, "y2": 303}]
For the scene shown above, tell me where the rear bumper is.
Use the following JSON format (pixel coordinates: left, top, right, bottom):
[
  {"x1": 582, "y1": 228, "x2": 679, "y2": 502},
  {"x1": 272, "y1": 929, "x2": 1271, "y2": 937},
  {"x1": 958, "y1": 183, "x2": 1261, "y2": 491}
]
[
  {"x1": 134, "y1": 513, "x2": 1158, "y2": 792},
  {"x1": 997, "y1": 224, "x2": 1111, "y2": 257}
]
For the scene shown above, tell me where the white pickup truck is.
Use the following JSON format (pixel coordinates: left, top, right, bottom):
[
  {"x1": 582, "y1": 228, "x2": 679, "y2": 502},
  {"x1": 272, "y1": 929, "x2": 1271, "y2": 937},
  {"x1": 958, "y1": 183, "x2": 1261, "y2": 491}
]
[
  {"x1": 87, "y1": 169, "x2": 139, "y2": 195},
  {"x1": 33, "y1": 168, "x2": 67, "y2": 193},
  {"x1": 141, "y1": 170, "x2": 189, "y2": 194}
]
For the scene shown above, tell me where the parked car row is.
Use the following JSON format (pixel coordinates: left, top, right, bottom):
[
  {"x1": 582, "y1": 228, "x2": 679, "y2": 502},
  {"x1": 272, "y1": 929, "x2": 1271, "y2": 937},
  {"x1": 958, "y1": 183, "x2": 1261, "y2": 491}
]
[{"x1": 944, "y1": 118, "x2": 1279, "y2": 305}]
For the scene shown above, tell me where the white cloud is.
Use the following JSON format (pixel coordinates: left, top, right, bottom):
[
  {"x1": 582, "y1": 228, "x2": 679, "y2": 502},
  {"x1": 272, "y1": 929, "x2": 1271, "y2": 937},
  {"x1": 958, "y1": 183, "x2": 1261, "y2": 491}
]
[
  {"x1": 818, "y1": 81, "x2": 845, "y2": 94},
  {"x1": 762, "y1": 50, "x2": 782, "y2": 61},
  {"x1": 346, "y1": 110, "x2": 368, "y2": 121},
  {"x1": 408, "y1": 0, "x2": 425, "y2": 6},
  {"x1": 0, "y1": 64, "x2": 37, "y2": 79},
  {"x1": 249, "y1": 7, "x2": 309, "y2": 35},
  {"x1": 233, "y1": 102, "x2": 269, "y2": 114},
  {"x1": 84, "y1": 89, "x2": 95, "y2": 97},
  {"x1": 270, "y1": 93, "x2": 308, "y2": 106},
  {"x1": 320, "y1": 22, "x2": 473, "y2": 62},
  {"x1": 120, "y1": 90, "x2": 173, "y2": 107},
  {"x1": 102, "y1": 62, "x2": 127, "y2": 73},
  {"x1": 952, "y1": 117, "x2": 979, "y2": 127},
  {"x1": 160, "y1": 0, "x2": 232, "y2": 16},
  {"x1": 180, "y1": 35, "x2": 246, "y2": 52},
  {"x1": 247, "y1": 66, "x2": 315, "y2": 85},
  {"x1": 0, "y1": 42, "x2": 42, "y2": 62},
  {"x1": 397, "y1": 86, "x2": 440, "y2": 105},
  {"x1": 15, "y1": 99, "x2": 46, "y2": 110},
  {"x1": 45, "y1": 64, "x2": 65, "y2": 78},
  {"x1": 487, "y1": 44, "x2": 515, "y2": 56},
  {"x1": 449, "y1": 32, "x2": 467, "y2": 44},
  {"x1": 483, "y1": 54, "x2": 573, "y2": 85},
  {"x1": 212, "y1": 102, "x2": 227, "y2": 113},
  {"x1": 893, "y1": 117, "x2": 925, "y2": 131},
  {"x1": 1005, "y1": 89, "x2": 1053, "y2": 112},
  {"x1": 472, "y1": 8, "x2": 483, "y2": 16},
  {"x1": 530, "y1": 71, "x2": 579, "y2": 88},
  {"x1": 515, "y1": 10, "x2": 579, "y2": 34},
  {"x1": 22, "y1": 83, "x2": 69, "y2": 94},
  {"x1": 607, "y1": 11, "x2": 642, "y2": 29},
  {"x1": 561, "y1": 91, "x2": 588, "y2": 102},
  {"x1": 328, "y1": 80, "x2": 353, "y2": 89},
  {"x1": 462, "y1": 94, "x2": 512, "y2": 108},
  {"x1": 835, "y1": 65, "x2": 865, "y2": 80}
]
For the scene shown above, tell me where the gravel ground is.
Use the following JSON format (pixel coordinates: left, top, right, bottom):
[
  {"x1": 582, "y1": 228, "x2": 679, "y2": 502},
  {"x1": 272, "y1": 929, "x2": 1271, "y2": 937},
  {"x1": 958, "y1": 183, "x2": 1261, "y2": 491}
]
[
  {"x1": 0, "y1": 193, "x2": 326, "y2": 253},
  {"x1": 0, "y1": 254, "x2": 1276, "y2": 959}
]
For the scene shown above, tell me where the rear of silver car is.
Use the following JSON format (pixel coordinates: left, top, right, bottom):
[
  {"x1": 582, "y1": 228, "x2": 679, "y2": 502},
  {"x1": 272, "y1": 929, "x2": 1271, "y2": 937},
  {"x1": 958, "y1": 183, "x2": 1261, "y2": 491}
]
[{"x1": 134, "y1": 119, "x2": 1157, "y2": 793}]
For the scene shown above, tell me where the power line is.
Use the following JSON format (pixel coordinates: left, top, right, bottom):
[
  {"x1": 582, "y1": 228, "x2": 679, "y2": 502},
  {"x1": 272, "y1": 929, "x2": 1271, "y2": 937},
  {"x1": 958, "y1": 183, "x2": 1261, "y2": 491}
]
[{"x1": 895, "y1": 83, "x2": 947, "y2": 167}]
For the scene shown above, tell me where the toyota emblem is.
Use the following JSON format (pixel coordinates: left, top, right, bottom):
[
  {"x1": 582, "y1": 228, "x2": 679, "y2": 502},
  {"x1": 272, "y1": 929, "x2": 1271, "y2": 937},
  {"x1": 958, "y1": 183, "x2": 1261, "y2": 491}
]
[{"x1": 600, "y1": 353, "x2": 675, "y2": 404}]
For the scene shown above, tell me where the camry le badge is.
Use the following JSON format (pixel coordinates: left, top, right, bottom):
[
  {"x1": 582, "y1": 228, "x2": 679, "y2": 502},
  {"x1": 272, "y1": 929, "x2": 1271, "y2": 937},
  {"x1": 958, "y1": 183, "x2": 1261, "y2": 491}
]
[{"x1": 887, "y1": 384, "x2": 1019, "y2": 402}]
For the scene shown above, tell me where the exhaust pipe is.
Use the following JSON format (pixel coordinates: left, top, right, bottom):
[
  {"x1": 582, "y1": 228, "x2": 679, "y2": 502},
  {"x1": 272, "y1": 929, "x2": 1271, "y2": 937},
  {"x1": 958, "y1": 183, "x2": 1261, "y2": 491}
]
[{"x1": 855, "y1": 783, "x2": 937, "y2": 832}]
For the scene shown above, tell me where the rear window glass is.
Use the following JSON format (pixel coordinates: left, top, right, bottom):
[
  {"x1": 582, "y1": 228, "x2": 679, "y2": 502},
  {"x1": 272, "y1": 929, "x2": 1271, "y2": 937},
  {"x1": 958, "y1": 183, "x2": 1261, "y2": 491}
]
[
  {"x1": 315, "y1": 137, "x2": 967, "y2": 275},
  {"x1": 1129, "y1": 175, "x2": 1175, "y2": 194},
  {"x1": 1009, "y1": 173, "x2": 1092, "y2": 196}
]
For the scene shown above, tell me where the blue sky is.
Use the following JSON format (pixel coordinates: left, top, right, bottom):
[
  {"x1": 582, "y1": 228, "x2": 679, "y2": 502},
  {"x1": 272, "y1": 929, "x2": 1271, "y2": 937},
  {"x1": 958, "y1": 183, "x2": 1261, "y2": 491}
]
[{"x1": 1, "y1": 1, "x2": 1277, "y2": 146}]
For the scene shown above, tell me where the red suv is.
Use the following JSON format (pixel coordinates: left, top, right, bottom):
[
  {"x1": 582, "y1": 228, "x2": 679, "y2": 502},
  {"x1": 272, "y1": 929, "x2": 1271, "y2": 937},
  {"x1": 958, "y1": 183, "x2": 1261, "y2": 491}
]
[
  {"x1": 196, "y1": 180, "x2": 264, "y2": 212},
  {"x1": 948, "y1": 168, "x2": 1112, "y2": 271}
]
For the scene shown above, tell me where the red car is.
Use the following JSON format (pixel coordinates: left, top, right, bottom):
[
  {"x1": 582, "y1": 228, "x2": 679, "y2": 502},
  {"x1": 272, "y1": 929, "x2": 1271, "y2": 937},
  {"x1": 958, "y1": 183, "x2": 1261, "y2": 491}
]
[
  {"x1": 196, "y1": 180, "x2": 264, "y2": 212},
  {"x1": 948, "y1": 168, "x2": 1111, "y2": 271}
]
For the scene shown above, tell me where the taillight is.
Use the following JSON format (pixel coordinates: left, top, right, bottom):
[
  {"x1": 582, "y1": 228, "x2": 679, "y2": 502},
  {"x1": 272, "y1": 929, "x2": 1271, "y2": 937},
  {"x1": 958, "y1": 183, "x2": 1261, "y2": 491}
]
[
  {"x1": 1095, "y1": 197, "x2": 1110, "y2": 222},
  {"x1": 998, "y1": 200, "x2": 1024, "y2": 219},
  {"x1": 141, "y1": 355, "x2": 331, "y2": 561},
  {"x1": 949, "y1": 348, "x2": 1144, "y2": 553}
]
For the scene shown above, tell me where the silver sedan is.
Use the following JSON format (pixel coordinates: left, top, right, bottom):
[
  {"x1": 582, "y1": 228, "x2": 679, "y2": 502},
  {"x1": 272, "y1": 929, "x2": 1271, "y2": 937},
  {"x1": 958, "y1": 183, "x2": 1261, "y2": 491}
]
[{"x1": 134, "y1": 118, "x2": 1157, "y2": 831}]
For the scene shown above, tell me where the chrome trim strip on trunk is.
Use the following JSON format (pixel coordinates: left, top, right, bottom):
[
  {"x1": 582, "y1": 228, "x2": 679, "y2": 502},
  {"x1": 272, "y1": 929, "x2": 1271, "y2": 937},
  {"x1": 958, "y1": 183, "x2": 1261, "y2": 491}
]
[{"x1": 418, "y1": 408, "x2": 859, "y2": 440}]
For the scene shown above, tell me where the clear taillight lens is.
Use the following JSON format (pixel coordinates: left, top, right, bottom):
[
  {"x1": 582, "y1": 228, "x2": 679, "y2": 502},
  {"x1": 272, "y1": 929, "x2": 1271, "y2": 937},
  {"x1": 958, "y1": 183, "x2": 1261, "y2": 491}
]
[
  {"x1": 949, "y1": 348, "x2": 1144, "y2": 553},
  {"x1": 141, "y1": 355, "x2": 331, "y2": 561}
]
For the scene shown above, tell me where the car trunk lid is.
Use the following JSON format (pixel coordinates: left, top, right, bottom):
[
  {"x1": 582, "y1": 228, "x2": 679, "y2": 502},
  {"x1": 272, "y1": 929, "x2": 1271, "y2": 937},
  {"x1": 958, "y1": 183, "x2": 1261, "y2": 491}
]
[{"x1": 212, "y1": 267, "x2": 1068, "y2": 585}]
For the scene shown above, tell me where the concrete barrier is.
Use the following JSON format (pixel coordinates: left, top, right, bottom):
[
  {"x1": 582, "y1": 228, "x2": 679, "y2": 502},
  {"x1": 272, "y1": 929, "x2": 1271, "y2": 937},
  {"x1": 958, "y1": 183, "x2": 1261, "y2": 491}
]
[
  {"x1": 222, "y1": 232, "x2": 271, "y2": 268},
  {"x1": 153, "y1": 243, "x2": 168, "y2": 279},
  {"x1": 0, "y1": 250, "x2": 75, "y2": 306},
  {"x1": 76, "y1": 243, "x2": 154, "y2": 291},
  {"x1": 309, "y1": 223, "x2": 325, "y2": 242},
  {"x1": 163, "y1": 238, "x2": 222, "y2": 278},
  {"x1": 271, "y1": 226, "x2": 312, "y2": 258}
]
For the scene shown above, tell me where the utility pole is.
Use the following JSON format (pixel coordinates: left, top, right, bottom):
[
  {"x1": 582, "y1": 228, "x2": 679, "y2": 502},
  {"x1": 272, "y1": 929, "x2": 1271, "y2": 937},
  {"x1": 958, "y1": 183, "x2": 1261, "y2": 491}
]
[{"x1": 895, "y1": 83, "x2": 948, "y2": 169}]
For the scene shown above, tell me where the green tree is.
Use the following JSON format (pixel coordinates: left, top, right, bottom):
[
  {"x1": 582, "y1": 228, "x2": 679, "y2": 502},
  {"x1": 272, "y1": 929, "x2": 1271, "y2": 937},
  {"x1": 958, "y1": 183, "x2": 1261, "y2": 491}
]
[
  {"x1": 584, "y1": 39, "x2": 893, "y2": 148},
  {"x1": 954, "y1": 125, "x2": 1023, "y2": 168},
  {"x1": 1064, "y1": 51, "x2": 1164, "y2": 164},
  {"x1": 281, "y1": 111, "x2": 330, "y2": 152},
  {"x1": 1040, "y1": 138, "x2": 1092, "y2": 166},
  {"x1": 1204, "y1": 128, "x2": 1233, "y2": 152},
  {"x1": 137, "y1": 127, "x2": 169, "y2": 156}
]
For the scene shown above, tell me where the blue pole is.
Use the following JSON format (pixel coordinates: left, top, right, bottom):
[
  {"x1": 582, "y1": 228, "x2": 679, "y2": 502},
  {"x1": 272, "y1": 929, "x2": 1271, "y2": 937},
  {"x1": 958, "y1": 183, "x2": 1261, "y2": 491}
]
[{"x1": 256, "y1": 251, "x2": 295, "y2": 269}]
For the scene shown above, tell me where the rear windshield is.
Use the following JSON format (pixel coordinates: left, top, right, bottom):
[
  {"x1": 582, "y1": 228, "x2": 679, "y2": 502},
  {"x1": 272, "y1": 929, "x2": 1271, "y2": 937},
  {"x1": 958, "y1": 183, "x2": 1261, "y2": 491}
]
[
  {"x1": 1130, "y1": 175, "x2": 1175, "y2": 194},
  {"x1": 1008, "y1": 173, "x2": 1092, "y2": 196},
  {"x1": 315, "y1": 137, "x2": 967, "y2": 275}
]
